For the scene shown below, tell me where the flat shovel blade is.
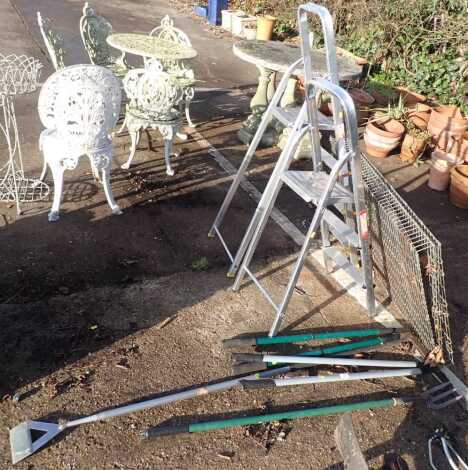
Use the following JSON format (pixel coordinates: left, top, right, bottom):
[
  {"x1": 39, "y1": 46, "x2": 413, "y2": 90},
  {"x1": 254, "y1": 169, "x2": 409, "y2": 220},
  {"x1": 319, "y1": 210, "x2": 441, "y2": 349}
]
[{"x1": 10, "y1": 420, "x2": 61, "y2": 464}]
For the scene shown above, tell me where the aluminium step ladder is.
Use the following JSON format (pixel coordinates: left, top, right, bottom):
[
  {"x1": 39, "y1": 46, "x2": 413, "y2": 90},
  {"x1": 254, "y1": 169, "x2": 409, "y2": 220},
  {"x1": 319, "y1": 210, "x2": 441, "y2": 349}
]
[{"x1": 209, "y1": 3, "x2": 375, "y2": 336}]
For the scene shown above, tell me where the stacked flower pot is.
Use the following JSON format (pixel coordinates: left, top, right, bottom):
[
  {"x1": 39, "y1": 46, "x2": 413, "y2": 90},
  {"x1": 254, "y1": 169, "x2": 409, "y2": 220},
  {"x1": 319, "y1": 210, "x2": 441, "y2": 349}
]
[
  {"x1": 356, "y1": 89, "x2": 468, "y2": 209},
  {"x1": 363, "y1": 101, "x2": 432, "y2": 162},
  {"x1": 426, "y1": 106, "x2": 468, "y2": 208}
]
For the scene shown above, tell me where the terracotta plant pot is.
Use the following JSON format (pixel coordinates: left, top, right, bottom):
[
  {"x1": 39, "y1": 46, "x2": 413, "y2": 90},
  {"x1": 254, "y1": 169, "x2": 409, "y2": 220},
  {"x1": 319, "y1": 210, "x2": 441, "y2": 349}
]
[
  {"x1": 427, "y1": 106, "x2": 467, "y2": 150},
  {"x1": 396, "y1": 86, "x2": 427, "y2": 106},
  {"x1": 428, "y1": 154, "x2": 453, "y2": 191},
  {"x1": 400, "y1": 133, "x2": 428, "y2": 162},
  {"x1": 319, "y1": 98, "x2": 332, "y2": 116},
  {"x1": 349, "y1": 88, "x2": 375, "y2": 125},
  {"x1": 364, "y1": 118, "x2": 405, "y2": 158},
  {"x1": 256, "y1": 15, "x2": 276, "y2": 40},
  {"x1": 432, "y1": 147, "x2": 463, "y2": 165},
  {"x1": 449, "y1": 164, "x2": 468, "y2": 209},
  {"x1": 409, "y1": 107, "x2": 431, "y2": 130},
  {"x1": 445, "y1": 137, "x2": 468, "y2": 163},
  {"x1": 381, "y1": 118, "x2": 405, "y2": 135}
]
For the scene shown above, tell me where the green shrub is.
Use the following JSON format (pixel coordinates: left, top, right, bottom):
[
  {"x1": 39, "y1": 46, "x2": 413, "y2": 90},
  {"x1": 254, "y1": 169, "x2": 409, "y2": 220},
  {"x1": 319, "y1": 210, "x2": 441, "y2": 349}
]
[{"x1": 233, "y1": 0, "x2": 467, "y2": 112}]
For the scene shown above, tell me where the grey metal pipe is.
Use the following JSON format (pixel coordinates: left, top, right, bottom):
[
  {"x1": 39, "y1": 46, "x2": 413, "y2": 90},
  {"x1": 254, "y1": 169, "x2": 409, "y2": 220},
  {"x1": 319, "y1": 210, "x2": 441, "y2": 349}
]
[
  {"x1": 61, "y1": 364, "x2": 297, "y2": 429},
  {"x1": 241, "y1": 368, "x2": 422, "y2": 390},
  {"x1": 249, "y1": 354, "x2": 419, "y2": 368}
]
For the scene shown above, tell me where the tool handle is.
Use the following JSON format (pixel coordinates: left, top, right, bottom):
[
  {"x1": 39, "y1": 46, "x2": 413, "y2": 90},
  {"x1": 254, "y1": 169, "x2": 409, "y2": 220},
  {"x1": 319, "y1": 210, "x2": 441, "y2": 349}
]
[
  {"x1": 144, "y1": 423, "x2": 190, "y2": 438},
  {"x1": 232, "y1": 363, "x2": 267, "y2": 374},
  {"x1": 231, "y1": 353, "x2": 263, "y2": 363},
  {"x1": 240, "y1": 379, "x2": 276, "y2": 390},
  {"x1": 224, "y1": 328, "x2": 401, "y2": 348},
  {"x1": 144, "y1": 398, "x2": 399, "y2": 438},
  {"x1": 222, "y1": 338, "x2": 256, "y2": 349}
]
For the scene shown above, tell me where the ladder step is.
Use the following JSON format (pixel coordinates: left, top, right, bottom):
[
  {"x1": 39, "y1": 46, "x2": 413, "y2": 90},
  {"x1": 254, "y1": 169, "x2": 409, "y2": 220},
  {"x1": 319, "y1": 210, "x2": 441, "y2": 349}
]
[
  {"x1": 323, "y1": 208, "x2": 360, "y2": 248},
  {"x1": 281, "y1": 171, "x2": 353, "y2": 205},
  {"x1": 322, "y1": 246, "x2": 365, "y2": 286},
  {"x1": 272, "y1": 106, "x2": 333, "y2": 130}
]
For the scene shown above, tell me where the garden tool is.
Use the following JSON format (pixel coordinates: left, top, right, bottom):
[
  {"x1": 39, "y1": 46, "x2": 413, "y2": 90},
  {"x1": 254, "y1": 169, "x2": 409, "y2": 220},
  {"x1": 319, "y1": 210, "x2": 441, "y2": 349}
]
[
  {"x1": 10, "y1": 330, "x2": 400, "y2": 464},
  {"x1": 334, "y1": 414, "x2": 368, "y2": 470},
  {"x1": 425, "y1": 366, "x2": 468, "y2": 410},
  {"x1": 142, "y1": 375, "x2": 464, "y2": 439},
  {"x1": 223, "y1": 327, "x2": 401, "y2": 348},
  {"x1": 231, "y1": 353, "x2": 420, "y2": 369},
  {"x1": 428, "y1": 426, "x2": 468, "y2": 470},
  {"x1": 240, "y1": 368, "x2": 424, "y2": 390},
  {"x1": 232, "y1": 334, "x2": 402, "y2": 374},
  {"x1": 8, "y1": 363, "x2": 300, "y2": 464}
]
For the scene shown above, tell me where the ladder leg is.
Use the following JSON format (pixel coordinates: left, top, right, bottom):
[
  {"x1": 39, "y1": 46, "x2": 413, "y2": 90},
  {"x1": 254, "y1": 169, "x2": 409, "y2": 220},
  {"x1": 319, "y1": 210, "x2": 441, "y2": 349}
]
[
  {"x1": 208, "y1": 58, "x2": 304, "y2": 239},
  {"x1": 269, "y1": 215, "x2": 323, "y2": 336},
  {"x1": 361, "y1": 237, "x2": 376, "y2": 315},
  {"x1": 230, "y1": 120, "x2": 310, "y2": 283},
  {"x1": 349, "y1": 146, "x2": 376, "y2": 315},
  {"x1": 208, "y1": 106, "x2": 272, "y2": 238}
]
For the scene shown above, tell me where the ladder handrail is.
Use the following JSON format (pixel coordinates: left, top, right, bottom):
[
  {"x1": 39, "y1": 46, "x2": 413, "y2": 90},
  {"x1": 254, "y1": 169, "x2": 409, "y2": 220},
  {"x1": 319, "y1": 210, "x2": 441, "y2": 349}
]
[
  {"x1": 311, "y1": 78, "x2": 358, "y2": 154},
  {"x1": 297, "y1": 4, "x2": 339, "y2": 85}
]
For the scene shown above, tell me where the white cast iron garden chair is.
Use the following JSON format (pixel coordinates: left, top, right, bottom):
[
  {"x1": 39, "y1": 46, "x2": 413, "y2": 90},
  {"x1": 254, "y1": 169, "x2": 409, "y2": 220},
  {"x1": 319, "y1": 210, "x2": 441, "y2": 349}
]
[
  {"x1": 37, "y1": 64, "x2": 122, "y2": 221},
  {"x1": 37, "y1": 11, "x2": 66, "y2": 71},
  {"x1": 148, "y1": 15, "x2": 196, "y2": 128},
  {"x1": 121, "y1": 62, "x2": 185, "y2": 175},
  {"x1": 80, "y1": 2, "x2": 128, "y2": 78}
]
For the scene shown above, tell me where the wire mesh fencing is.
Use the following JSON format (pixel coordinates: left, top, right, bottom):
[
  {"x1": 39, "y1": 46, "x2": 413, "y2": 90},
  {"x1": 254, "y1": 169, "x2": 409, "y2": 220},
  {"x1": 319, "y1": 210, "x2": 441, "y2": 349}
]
[{"x1": 361, "y1": 155, "x2": 453, "y2": 364}]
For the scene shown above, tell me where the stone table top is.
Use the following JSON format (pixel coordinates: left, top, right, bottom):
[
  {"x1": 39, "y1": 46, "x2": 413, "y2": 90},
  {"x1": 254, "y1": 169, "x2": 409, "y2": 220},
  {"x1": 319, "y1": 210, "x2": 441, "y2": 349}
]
[
  {"x1": 233, "y1": 40, "x2": 361, "y2": 81},
  {"x1": 107, "y1": 34, "x2": 198, "y2": 60}
]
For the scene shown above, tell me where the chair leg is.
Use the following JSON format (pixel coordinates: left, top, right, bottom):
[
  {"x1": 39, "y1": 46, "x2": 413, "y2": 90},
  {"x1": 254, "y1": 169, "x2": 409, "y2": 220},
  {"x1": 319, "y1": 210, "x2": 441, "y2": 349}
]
[
  {"x1": 32, "y1": 154, "x2": 48, "y2": 188},
  {"x1": 101, "y1": 162, "x2": 122, "y2": 215},
  {"x1": 122, "y1": 128, "x2": 140, "y2": 170},
  {"x1": 48, "y1": 161, "x2": 65, "y2": 222},
  {"x1": 184, "y1": 87, "x2": 196, "y2": 128},
  {"x1": 114, "y1": 115, "x2": 127, "y2": 136},
  {"x1": 160, "y1": 125, "x2": 175, "y2": 176},
  {"x1": 163, "y1": 139, "x2": 175, "y2": 176}
]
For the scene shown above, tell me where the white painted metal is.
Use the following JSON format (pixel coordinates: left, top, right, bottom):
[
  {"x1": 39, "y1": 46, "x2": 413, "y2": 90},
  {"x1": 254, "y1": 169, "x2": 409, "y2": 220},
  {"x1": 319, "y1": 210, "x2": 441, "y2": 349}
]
[
  {"x1": 148, "y1": 16, "x2": 197, "y2": 128},
  {"x1": 0, "y1": 54, "x2": 49, "y2": 214},
  {"x1": 80, "y1": 2, "x2": 128, "y2": 77},
  {"x1": 37, "y1": 64, "x2": 122, "y2": 221},
  {"x1": 121, "y1": 61, "x2": 184, "y2": 175},
  {"x1": 37, "y1": 12, "x2": 66, "y2": 71}
]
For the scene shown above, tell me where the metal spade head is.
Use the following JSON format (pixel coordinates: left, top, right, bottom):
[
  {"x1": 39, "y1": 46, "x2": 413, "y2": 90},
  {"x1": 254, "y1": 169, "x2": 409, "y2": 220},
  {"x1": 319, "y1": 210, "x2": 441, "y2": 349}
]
[{"x1": 10, "y1": 420, "x2": 62, "y2": 465}]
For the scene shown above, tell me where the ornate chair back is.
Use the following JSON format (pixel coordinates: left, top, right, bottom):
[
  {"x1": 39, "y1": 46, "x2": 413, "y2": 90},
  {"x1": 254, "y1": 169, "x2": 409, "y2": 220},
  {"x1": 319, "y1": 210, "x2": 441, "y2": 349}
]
[
  {"x1": 123, "y1": 63, "x2": 183, "y2": 121},
  {"x1": 149, "y1": 15, "x2": 191, "y2": 46},
  {"x1": 38, "y1": 65, "x2": 121, "y2": 150},
  {"x1": 37, "y1": 12, "x2": 66, "y2": 71},
  {"x1": 147, "y1": 16, "x2": 194, "y2": 80},
  {"x1": 79, "y1": 2, "x2": 114, "y2": 66}
]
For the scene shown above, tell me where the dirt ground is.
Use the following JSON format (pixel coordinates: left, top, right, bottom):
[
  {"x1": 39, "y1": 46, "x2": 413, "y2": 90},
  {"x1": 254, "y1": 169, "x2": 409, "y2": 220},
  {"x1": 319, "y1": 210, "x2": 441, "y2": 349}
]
[{"x1": 0, "y1": 1, "x2": 467, "y2": 469}]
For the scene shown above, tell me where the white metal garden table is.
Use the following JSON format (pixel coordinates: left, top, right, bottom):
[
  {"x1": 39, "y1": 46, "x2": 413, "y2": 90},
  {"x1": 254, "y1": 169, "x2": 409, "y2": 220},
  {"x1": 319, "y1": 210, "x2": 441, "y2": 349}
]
[
  {"x1": 233, "y1": 40, "x2": 362, "y2": 144},
  {"x1": 107, "y1": 33, "x2": 198, "y2": 61}
]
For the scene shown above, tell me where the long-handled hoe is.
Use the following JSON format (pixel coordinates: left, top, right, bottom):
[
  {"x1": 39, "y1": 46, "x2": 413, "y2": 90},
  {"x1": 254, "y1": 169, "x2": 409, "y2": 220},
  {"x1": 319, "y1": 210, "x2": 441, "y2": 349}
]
[{"x1": 9, "y1": 337, "x2": 374, "y2": 464}]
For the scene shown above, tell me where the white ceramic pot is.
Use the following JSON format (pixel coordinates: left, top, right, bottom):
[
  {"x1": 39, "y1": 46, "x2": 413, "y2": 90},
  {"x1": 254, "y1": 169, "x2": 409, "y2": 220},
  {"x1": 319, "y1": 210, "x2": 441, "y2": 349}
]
[
  {"x1": 232, "y1": 12, "x2": 256, "y2": 37},
  {"x1": 221, "y1": 10, "x2": 242, "y2": 32},
  {"x1": 243, "y1": 23, "x2": 257, "y2": 40}
]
